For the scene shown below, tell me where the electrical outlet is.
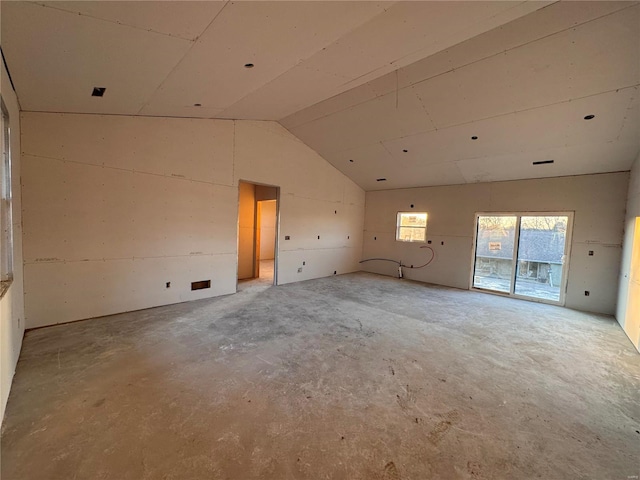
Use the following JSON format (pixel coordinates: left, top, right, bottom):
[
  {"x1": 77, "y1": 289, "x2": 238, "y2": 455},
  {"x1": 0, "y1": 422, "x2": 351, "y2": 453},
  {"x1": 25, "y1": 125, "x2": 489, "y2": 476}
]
[
  {"x1": 166, "y1": 282, "x2": 171, "y2": 288},
  {"x1": 303, "y1": 261, "x2": 305, "y2": 265},
  {"x1": 588, "y1": 251, "x2": 594, "y2": 256},
  {"x1": 585, "y1": 291, "x2": 590, "y2": 296},
  {"x1": 285, "y1": 235, "x2": 290, "y2": 240}
]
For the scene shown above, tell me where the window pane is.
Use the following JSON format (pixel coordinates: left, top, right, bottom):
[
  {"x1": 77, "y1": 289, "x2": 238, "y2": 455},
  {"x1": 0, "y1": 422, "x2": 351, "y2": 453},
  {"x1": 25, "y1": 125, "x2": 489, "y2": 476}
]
[
  {"x1": 399, "y1": 213, "x2": 427, "y2": 227},
  {"x1": 396, "y1": 212, "x2": 427, "y2": 242},
  {"x1": 473, "y1": 215, "x2": 517, "y2": 293},
  {"x1": 398, "y1": 227, "x2": 426, "y2": 242},
  {"x1": 514, "y1": 216, "x2": 568, "y2": 302},
  {"x1": 1, "y1": 103, "x2": 12, "y2": 283}
]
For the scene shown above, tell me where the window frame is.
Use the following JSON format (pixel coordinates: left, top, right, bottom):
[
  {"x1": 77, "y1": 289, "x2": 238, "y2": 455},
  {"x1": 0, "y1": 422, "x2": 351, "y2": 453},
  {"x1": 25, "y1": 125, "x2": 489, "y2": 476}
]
[{"x1": 395, "y1": 211, "x2": 428, "y2": 243}]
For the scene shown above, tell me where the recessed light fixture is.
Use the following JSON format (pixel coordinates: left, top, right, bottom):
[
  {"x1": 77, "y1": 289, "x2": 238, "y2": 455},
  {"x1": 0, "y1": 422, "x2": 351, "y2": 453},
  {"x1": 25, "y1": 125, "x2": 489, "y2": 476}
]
[
  {"x1": 532, "y1": 160, "x2": 554, "y2": 165},
  {"x1": 584, "y1": 114, "x2": 595, "y2": 120},
  {"x1": 349, "y1": 159, "x2": 354, "y2": 163},
  {"x1": 402, "y1": 149, "x2": 408, "y2": 153},
  {"x1": 91, "y1": 87, "x2": 106, "y2": 97},
  {"x1": 244, "y1": 63, "x2": 254, "y2": 68},
  {"x1": 193, "y1": 103, "x2": 202, "y2": 107},
  {"x1": 471, "y1": 136, "x2": 478, "y2": 140},
  {"x1": 376, "y1": 178, "x2": 387, "y2": 182}
]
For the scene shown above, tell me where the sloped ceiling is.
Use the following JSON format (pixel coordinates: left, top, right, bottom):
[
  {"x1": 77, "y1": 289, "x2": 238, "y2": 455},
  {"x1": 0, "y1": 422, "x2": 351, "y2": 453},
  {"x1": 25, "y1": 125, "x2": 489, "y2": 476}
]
[{"x1": 1, "y1": 1, "x2": 639, "y2": 190}]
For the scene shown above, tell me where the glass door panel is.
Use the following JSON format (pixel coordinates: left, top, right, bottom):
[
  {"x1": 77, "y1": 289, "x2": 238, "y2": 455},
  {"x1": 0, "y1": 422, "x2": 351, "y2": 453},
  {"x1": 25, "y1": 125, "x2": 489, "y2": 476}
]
[
  {"x1": 514, "y1": 216, "x2": 569, "y2": 302},
  {"x1": 472, "y1": 215, "x2": 517, "y2": 293}
]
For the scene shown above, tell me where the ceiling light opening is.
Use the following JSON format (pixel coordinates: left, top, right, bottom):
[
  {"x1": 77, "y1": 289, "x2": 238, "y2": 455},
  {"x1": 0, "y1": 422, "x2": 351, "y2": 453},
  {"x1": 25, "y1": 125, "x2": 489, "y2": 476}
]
[
  {"x1": 349, "y1": 159, "x2": 354, "y2": 163},
  {"x1": 584, "y1": 114, "x2": 595, "y2": 120},
  {"x1": 376, "y1": 178, "x2": 387, "y2": 182},
  {"x1": 193, "y1": 103, "x2": 202, "y2": 107},
  {"x1": 471, "y1": 136, "x2": 478, "y2": 140},
  {"x1": 402, "y1": 149, "x2": 408, "y2": 153},
  {"x1": 91, "y1": 87, "x2": 106, "y2": 97},
  {"x1": 532, "y1": 160, "x2": 554, "y2": 165},
  {"x1": 244, "y1": 63, "x2": 254, "y2": 69}
]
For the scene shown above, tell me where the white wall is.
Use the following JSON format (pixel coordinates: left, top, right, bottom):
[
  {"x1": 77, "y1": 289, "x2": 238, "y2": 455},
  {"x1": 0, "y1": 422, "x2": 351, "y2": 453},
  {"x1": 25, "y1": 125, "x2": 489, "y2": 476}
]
[
  {"x1": 21, "y1": 113, "x2": 365, "y2": 328},
  {"x1": 617, "y1": 154, "x2": 640, "y2": 351},
  {"x1": 260, "y1": 200, "x2": 277, "y2": 261},
  {"x1": 1, "y1": 60, "x2": 25, "y2": 419},
  {"x1": 237, "y1": 181, "x2": 256, "y2": 280},
  {"x1": 363, "y1": 173, "x2": 629, "y2": 315}
]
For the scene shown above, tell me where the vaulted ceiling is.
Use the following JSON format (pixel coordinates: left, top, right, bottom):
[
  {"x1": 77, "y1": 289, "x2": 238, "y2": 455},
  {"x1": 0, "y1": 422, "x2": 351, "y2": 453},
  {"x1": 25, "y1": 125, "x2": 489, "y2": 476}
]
[{"x1": 2, "y1": 1, "x2": 639, "y2": 190}]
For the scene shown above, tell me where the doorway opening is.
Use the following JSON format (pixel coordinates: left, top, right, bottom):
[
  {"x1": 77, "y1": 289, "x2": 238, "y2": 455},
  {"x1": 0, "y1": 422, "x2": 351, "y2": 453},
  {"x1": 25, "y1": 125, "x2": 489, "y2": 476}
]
[
  {"x1": 471, "y1": 212, "x2": 573, "y2": 305},
  {"x1": 237, "y1": 181, "x2": 279, "y2": 290}
]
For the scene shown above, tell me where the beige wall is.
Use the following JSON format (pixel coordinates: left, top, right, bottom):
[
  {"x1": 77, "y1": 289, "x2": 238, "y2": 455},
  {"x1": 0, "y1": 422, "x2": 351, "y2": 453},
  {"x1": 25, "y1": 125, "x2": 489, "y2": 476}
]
[
  {"x1": 363, "y1": 173, "x2": 629, "y2": 315},
  {"x1": 617, "y1": 154, "x2": 640, "y2": 351},
  {"x1": 237, "y1": 182, "x2": 256, "y2": 280},
  {"x1": 260, "y1": 200, "x2": 277, "y2": 261},
  {"x1": 21, "y1": 113, "x2": 365, "y2": 328},
  {"x1": 1, "y1": 60, "x2": 25, "y2": 419}
]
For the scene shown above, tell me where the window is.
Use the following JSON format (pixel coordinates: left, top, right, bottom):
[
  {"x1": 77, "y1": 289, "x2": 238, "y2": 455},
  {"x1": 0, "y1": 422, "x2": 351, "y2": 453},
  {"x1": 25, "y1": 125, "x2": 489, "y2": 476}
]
[
  {"x1": 472, "y1": 213, "x2": 573, "y2": 305},
  {"x1": 1, "y1": 99, "x2": 13, "y2": 295},
  {"x1": 396, "y1": 212, "x2": 427, "y2": 242}
]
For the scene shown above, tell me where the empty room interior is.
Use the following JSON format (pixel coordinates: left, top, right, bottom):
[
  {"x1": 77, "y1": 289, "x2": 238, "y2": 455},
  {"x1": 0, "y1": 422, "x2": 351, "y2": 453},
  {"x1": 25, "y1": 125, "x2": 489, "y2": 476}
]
[{"x1": 1, "y1": 1, "x2": 639, "y2": 478}]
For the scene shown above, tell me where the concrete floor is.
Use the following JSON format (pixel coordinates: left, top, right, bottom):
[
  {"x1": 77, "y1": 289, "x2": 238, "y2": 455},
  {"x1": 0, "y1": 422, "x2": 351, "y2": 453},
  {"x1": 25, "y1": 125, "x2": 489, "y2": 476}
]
[{"x1": 2, "y1": 272, "x2": 639, "y2": 479}]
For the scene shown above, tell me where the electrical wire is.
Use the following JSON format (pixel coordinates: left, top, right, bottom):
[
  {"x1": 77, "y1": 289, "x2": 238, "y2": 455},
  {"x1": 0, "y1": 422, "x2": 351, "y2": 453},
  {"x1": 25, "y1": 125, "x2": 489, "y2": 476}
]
[
  {"x1": 405, "y1": 246, "x2": 436, "y2": 269},
  {"x1": 359, "y1": 246, "x2": 436, "y2": 269},
  {"x1": 358, "y1": 257, "x2": 401, "y2": 265}
]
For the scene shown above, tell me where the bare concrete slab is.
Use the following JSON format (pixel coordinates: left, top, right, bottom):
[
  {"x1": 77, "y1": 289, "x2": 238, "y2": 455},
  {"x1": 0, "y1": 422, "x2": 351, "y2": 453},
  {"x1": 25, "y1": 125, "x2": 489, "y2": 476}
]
[{"x1": 2, "y1": 272, "x2": 639, "y2": 479}]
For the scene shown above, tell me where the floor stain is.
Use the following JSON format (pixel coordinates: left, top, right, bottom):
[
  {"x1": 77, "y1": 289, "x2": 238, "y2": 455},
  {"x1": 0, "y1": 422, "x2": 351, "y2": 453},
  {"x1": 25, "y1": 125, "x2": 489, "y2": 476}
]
[
  {"x1": 396, "y1": 385, "x2": 416, "y2": 411},
  {"x1": 467, "y1": 460, "x2": 483, "y2": 478},
  {"x1": 428, "y1": 410, "x2": 459, "y2": 445},
  {"x1": 382, "y1": 461, "x2": 401, "y2": 480}
]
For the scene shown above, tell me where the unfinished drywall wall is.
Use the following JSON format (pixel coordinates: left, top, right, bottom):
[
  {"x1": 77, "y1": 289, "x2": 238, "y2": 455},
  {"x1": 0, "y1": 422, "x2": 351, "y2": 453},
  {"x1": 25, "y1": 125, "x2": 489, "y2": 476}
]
[
  {"x1": 363, "y1": 173, "x2": 628, "y2": 315},
  {"x1": 617, "y1": 154, "x2": 640, "y2": 351},
  {"x1": 21, "y1": 114, "x2": 364, "y2": 328},
  {"x1": 260, "y1": 200, "x2": 277, "y2": 261},
  {"x1": 1, "y1": 60, "x2": 25, "y2": 419},
  {"x1": 237, "y1": 182, "x2": 256, "y2": 280}
]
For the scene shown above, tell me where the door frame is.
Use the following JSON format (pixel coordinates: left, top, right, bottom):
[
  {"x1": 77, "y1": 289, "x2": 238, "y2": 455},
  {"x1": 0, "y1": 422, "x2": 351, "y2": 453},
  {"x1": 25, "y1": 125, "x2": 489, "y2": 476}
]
[
  {"x1": 469, "y1": 211, "x2": 574, "y2": 306},
  {"x1": 236, "y1": 180, "x2": 280, "y2": 289}
]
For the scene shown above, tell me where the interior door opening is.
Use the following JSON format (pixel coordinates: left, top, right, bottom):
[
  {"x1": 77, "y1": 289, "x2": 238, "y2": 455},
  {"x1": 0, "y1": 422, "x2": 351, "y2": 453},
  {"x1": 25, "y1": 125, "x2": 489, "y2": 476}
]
[
  {"x1": 237, "y1": 181, "x2": 279, "y2": 289},
  {"x1": 472, "y1": 212, "x2": 573, "y2": 305}
]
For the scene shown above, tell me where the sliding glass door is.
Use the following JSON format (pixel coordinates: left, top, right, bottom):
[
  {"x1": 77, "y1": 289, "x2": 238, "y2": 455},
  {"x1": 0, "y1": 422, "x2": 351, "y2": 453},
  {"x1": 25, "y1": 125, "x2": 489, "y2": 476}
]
[
  {"x1": 472, "y1": 215, "x2": 518, "y2": 293},
  {"x1": 472, "y1": 213, "x2": 572, "y2": 305}
]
